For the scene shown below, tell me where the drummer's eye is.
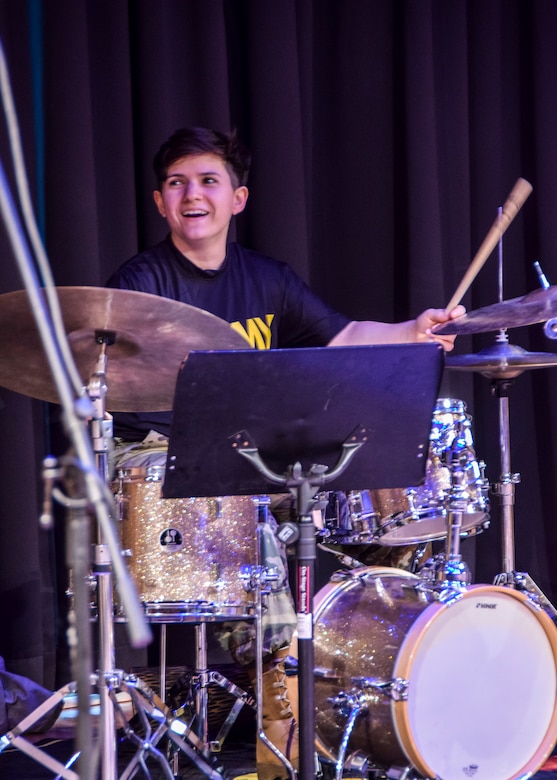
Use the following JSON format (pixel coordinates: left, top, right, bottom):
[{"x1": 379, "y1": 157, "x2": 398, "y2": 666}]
[{"x1": 203, "y1": 176, "x2": 217, "y2": 185}]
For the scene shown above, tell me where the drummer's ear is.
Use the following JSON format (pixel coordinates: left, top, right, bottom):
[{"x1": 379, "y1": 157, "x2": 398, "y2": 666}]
[{"x1": 232, "y1": 186, "x2": 249, "y2": 215}]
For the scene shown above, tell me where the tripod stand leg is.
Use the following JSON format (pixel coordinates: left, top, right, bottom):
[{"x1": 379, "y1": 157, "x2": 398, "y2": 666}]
[
  {"x1": 119, "y1": 675, "x2": 225, "y2": 780},
  {"x1": 495, "y1": 571, "x2": 557, "y2": 620},
  {"x1": 206, "y1": 670, "x2": 255, "y2": 750},
  {"x1": 0, "y1": 684, "x2": 79, "y2": 780}
]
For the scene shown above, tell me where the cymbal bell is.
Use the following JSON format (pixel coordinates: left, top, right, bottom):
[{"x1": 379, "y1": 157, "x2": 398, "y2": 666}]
[
  {"x1": 0, "y1": 287, "x2": 250, "y2": 411},
  {"x1": 445, "y1": 341, "x2": 557, "y2": 379},
  {"x1": 433, "y1": 286, "x2": 557, "y2": 335}
]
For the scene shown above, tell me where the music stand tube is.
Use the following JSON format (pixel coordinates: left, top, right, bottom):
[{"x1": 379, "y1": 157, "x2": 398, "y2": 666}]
[{"x1": 236, "y1": 437, "x2": 366, "y2": 780}]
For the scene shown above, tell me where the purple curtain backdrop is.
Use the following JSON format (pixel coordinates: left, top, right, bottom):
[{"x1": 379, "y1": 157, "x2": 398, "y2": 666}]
[{"x1": 0, "y1": 0, "x2": 556, "y2": 689}]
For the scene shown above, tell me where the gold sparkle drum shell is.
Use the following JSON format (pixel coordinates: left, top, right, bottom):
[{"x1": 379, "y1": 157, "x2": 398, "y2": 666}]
[
  {"x1": 114, "y1": 466, "x2": 266, "y2": 620},
  {"x1": 313, "y1": 567, "x2": 557, "y2": 779}
]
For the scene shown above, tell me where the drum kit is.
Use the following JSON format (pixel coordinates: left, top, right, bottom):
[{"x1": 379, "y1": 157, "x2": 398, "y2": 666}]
[{"x1": 1, "y1": 280, "x2": 557, "y2": 780}]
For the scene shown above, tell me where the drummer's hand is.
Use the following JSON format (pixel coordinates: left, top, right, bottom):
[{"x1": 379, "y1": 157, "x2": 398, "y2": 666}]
[{"x1": 414, "y1": 305, "x2": 466, "y2": 352}]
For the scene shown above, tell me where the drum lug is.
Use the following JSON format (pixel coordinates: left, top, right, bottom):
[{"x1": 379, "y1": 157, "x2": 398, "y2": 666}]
[
  {"x1": 337, "y1": 676, "x2": 410, "y2": 704},
  {"x1": 238, "y1": 563, "x2": 279, "y2": 594},
  {"x1": 352, "y1": 677, "x2": 408, "y2": 701}
]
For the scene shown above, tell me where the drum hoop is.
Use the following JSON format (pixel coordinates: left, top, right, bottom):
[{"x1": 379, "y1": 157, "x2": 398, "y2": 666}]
[
  {"x1": 313, "y1": 565, "x2": 420, "y2": 622},
  {"x1": 391, "y1": 583, "x2": 557, "y2": 779}
]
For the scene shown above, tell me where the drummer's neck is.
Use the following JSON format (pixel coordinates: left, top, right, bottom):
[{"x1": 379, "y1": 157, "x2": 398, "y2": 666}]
[{"x1": 171, "y1": 233, "x2": 228, "y2": 272}]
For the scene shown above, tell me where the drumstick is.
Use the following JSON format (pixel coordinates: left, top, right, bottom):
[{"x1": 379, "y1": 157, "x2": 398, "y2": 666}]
[{"x1": 445, "y1": 177, "x2": 533, "y2": 313}]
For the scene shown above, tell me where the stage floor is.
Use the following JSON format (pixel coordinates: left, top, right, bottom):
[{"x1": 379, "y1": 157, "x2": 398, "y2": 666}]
[{"x1": 1, "y1": 730, "x2": 557, "y2": 779}]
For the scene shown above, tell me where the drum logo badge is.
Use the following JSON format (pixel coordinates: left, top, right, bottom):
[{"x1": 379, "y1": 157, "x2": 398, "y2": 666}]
[
  {"x1": 159, "y1": 528, "x2": 183, "y2": 552},
  {"x1": 463, "y1": 764, "x2": 479, "y2": 777}
]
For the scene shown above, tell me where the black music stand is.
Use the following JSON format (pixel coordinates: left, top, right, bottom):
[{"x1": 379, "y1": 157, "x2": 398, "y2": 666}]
[{"x1": 163, "y1": 344, "x2": 444, "y2": 780}]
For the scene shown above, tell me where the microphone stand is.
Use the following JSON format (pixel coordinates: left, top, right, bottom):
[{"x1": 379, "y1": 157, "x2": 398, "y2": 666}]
[{"x1": 0, "y1": 157, "x2": 152, "y2": 777}]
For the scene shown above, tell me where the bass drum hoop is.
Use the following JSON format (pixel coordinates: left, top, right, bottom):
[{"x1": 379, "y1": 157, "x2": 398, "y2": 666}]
[{"x1": 392, "y1": 583, "x2": 557, "y2": 779}]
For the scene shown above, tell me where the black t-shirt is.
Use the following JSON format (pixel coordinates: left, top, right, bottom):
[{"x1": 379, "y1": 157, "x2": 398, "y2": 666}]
[{"x1": 106, "y1": 236, "x2": 350, "y2": 439}]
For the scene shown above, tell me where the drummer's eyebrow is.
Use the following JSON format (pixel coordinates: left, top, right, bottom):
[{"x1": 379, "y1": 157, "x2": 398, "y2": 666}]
[{"x1": 164, "y1": 169, "x2": 223, "y2": 180}]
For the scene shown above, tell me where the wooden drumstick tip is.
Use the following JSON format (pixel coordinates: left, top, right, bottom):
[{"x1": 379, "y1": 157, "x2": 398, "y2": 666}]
[{"x1": 499, "y1": 177, "x2": 533, "y2": 223}]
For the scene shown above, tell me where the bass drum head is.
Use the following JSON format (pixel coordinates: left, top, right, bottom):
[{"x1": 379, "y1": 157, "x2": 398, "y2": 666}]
[{"x1": 393, "y1": 584, "x2": 557, "y2": 780}]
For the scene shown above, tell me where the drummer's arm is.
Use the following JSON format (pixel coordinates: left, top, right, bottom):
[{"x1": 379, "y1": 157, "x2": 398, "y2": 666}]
[{"x1": 327, "y1": 305, "x2": 465, "y2": 353}]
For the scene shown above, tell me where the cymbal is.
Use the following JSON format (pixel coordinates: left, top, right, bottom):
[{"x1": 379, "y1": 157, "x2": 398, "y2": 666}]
[
  {"x1": 445, "y1": 342, "x2": 557, "y2": 379},
  {"x1": 433, "y1": 286, "x2": 557, "y2": 335},
  {"x1": 0, "y1": 287, "x2": 250, "y2": 411}
]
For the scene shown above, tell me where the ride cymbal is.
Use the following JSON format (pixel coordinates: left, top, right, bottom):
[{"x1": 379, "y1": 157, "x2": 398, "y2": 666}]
[
  {"x1": 0, "y1": 287, "x2": 250, "y2": 411},
  {"x1": 445, "y1": 342, "x2": 557, "y2": 379},
  {"x1": 433, "y1": 286, "x2": 557, "y2": 335}
]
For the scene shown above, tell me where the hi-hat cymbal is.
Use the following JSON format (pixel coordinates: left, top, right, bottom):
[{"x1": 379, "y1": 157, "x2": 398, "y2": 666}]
[
  {"x1": 0, "y1": 287, "x2": 250, "y2": 411},
  {"x1": 445, "y1": 342, "x2": 557, "y2": 379},
  {"x1": 433, "y1": 286, "x2": 557, "y2": 335}
]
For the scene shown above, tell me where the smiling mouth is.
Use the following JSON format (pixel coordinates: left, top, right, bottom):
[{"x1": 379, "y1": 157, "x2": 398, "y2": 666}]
[{"x1": 182, "y1": 209, "x2": 208, "y2": 218}]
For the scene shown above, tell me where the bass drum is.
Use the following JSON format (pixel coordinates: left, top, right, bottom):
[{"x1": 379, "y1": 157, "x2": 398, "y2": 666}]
[{"x1": 313, "y1": 567, "x2": 557, "y2": 779}]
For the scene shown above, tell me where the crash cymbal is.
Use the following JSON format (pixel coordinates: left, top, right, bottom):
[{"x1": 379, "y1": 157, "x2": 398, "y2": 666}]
[
  {"x1": 0, "y1": 287, "x2": 250, "y2": 411},
  {"x1": 445, "y1": 342, "x2": 557, "y2": 379},
  {"x1": 433, "y1": 286, "x2": 557, "y2": 335}
]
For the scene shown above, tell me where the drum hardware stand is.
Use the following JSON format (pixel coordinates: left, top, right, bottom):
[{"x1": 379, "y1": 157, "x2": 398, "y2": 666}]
[
  {"x1": 164, "y1": 570, "x2": 274, "y2": 759},
  {"x1": 0, "y1": 341, "x2": 156, "y2": 779},
  {"x1": 488, "y1": 359, "x2": 557, "y2": 620},
  {"x1": 326, "y1": 685, "x2": 387, "y2": 780},
  {"x1": 323, "y1": 681, "x2": 420, "y2": 780},
  {"x1": 418, "y1": 439, "x2": 474, "y2": 593}
]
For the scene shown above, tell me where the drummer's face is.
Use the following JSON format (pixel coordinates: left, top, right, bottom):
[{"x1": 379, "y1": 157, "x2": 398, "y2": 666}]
[{"x1": 153, "y1": 153, "x2": 248, "y2": 266}]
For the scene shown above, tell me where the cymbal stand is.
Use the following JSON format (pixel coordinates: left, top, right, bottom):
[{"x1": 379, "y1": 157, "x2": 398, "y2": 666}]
[
  {"x1": 489, "y1": 362, "x2": 557, "y2": 618},
  {"x1": 490, "y1": 370, "x2": 519, "y2": 580},
  {"x1": 88, "y1": 341, "x2": 234, "y2": 779},
  {"x1": 87, "y1": 336, "x2": 120, "y2": 779}
]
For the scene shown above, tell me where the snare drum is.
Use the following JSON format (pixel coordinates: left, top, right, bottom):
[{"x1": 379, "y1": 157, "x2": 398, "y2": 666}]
[
  {"x1": 313, "y1": 567, "x2": 557, "y2": 779},
  {"x1": 114, "y1": 466, "x2": 268, "y2": 621}
]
